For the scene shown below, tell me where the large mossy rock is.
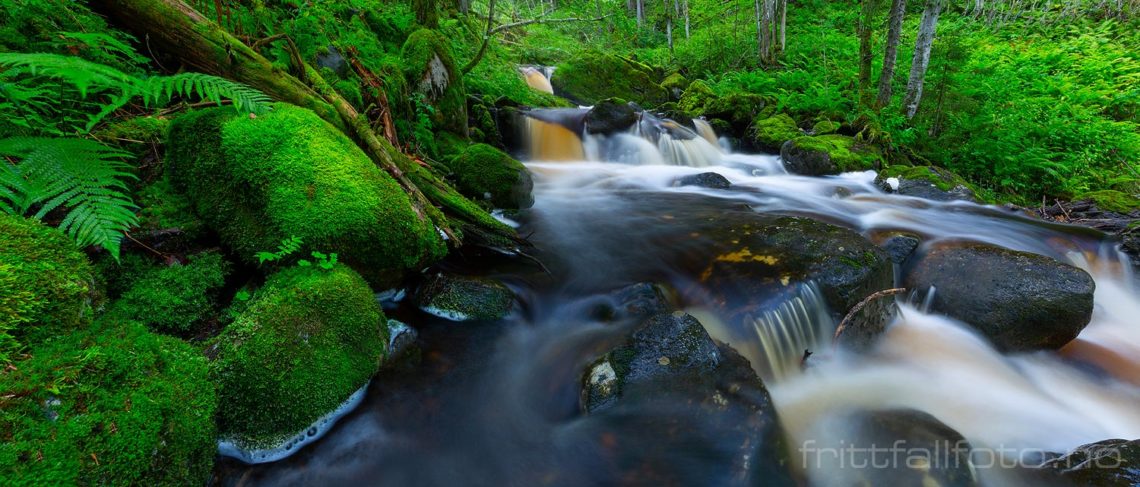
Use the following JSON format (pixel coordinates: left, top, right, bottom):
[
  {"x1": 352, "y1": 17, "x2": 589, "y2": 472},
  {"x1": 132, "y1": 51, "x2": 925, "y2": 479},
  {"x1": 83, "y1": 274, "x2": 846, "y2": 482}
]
[
  {"x1": 877, "y1": 165, "x2": 980, "y2": 202},
  {"x1": 552, "y1": 51, "x2": 669, "y2": 106},
  {"x1": 903, "y1": 243, "x2": 1095, "y2": 352},
  {"x1": 210, "y1": 265, "x2": 387, "y2": 450},
  {"x1": 401, "y1": 28, "x2": 467, "y2": 136},
  {"x1": 780, "y1": 135, "x2": 883, "y2": 175},
  {"x1": 0, "y1": 215, "x2": 96, "y2": 359},
  {"x1": 109, "y1": 252, "x2": 230, "y2": 336},
  {"x1": 678, "y1": 80, "x2": 772, "y2": 129},
  {"x1": 584, "y1": 97, "x2": 639, "y2": 135},
  {"x1": 1039, "y1": 439, "x2": 1140, "y2": 486},
  {"x1": 166, "y1": 104, "x2": 446, "y2": 285},
  {"x1": 580, "y1": 311, "x2": 796, "y2": 485},
  {"x1": 802, "y1": 408, "x2": 976, "y2": 487},
  {"x1": 446, "y1": 143, "x2": 534, "y2": 209},
  {"x1": 0, "y1": 319, "x2": 216, "y2": 486},
  {"x1": 751, "y1": 113, "x2": 802, "y2": 152}
]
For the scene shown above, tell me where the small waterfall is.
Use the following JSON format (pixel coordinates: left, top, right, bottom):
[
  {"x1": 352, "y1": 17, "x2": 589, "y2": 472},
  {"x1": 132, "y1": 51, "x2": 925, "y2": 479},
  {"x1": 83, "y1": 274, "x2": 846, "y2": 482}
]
[
  {"x1": 693, "y1": 119, "x2": 718, "y2": 145},
  {"x1": 526, "y1": 117, "x2": 585, "y2": 160},
  {"x1": 520, "y1": 66, "x2": 554, "y2": 94}
]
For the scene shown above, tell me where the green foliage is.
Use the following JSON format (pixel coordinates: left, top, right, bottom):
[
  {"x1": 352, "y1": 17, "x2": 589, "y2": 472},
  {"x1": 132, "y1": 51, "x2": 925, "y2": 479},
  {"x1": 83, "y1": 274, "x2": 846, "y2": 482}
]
[
  {"x1": 109, "y1": 252, "x2": 231, "y2": 336},
  {"x1": 0, "y1": 318, "x2": 217, "y2": 486},
  {"x1": 401, "y1": 28, "x2": 468, "y2": 135},
  {"x1": 446, "y1": 143, "x2": 533, "y2": 209},
  {"x1": 256, "y1": 236, "x2": 305, "y2": 265},
  {"x1": 209, "y1": 264, "x2": 386, "y2": 448},
  {"x1": 166, "y1": 104, "x2": 446, "y2": 285},
  {"x1": 0, "y1": 53, "x2": 271, "y2": 134},
  {"x1": 0, "y1": 137, "x2": 138, "y2": 258},
  {"x1": 552, "y1": 50, "x2": 669, "y2": 106},
  {"x1": 0, "y1": 214, "x2": 96, "y2": 363}
]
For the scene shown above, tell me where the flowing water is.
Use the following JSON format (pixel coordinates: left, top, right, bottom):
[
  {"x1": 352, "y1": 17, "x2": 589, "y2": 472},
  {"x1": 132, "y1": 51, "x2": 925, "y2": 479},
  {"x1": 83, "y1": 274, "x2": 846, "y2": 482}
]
[{"x1": 215, "y1": 110, "x2": 1140, "y2": 486}]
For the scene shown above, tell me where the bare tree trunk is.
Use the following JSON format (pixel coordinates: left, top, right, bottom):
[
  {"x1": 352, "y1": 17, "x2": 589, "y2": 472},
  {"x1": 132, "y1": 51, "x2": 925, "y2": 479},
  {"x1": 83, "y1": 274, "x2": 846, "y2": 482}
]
[
  {"x1": 903, "y1": 0, "x2": 943, "y2": 119},
  {"x1": 777, "y1": 0, "x2": 787, "y2": 53},
  {"x1": 684, "y1": 0, "x2": 691, "y2": 38},
  {"x1": 637, "y1": 0, "x2": 644, "y2": 26},
  {"x1": 877, "y1": 0, "x2": 907, "y2": 107},
  {"x1": 857, "y1": 0, "x2": 879, "y2": 107},
  {"x1": 757, "y1": 0, "x2": 776, "y2": 66}
]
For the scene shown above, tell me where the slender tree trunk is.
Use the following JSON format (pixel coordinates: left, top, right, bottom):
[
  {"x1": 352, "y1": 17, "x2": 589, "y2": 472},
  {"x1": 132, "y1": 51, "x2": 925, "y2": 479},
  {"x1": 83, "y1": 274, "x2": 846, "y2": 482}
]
[
  {"x1": 666, "y1": 0, "x2": 674, "y2": 51},
  {"x1": 903, "y1": 0, "x2": 943, "y2": 119},
  {"x1": 637, "y1": 0, "x2": 643, "y2": 26},
  {"x1": 684, "y1": 0, "x2": 691, "y2": 38},
  {"x1": 877, "y1": 0, "x2": 906, "y2": 107},
  {"x1": 776, "y1": 0, "x2": 787, "y2": 53},
  {"x1": 857, "y1": 0, "x2": 879, "y2": 107}
]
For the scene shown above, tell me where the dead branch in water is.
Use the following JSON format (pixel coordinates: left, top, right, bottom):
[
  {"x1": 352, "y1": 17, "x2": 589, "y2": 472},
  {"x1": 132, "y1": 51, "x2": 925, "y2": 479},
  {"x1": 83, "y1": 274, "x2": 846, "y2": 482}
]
[{"x1": 832, "y1": 288, "x2": 907, "y2": 344}]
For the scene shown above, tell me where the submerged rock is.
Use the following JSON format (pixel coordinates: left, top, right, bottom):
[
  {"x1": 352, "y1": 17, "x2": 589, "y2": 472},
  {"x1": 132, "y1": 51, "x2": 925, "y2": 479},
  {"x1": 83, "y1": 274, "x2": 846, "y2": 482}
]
[
  {"x1": 209, "y1": 265, "x2": 387, "y2": 453},
  {"x1": 591, "y1": 282, "x2": 675, "y2": 322},
  {"x1": 903, "y1": 243, "x2": 1095, "y2": 352},
  {"x1": 878, "y1": 232, "x2": 922, "y2": 265},
  {"x1": 446, "y1": 143, "x2": 534, "y2": 209},
  {"x1": 674, "y1": 171, "x2": 732, "y2": 189},
  {"x1": 780, "y1": 135, "x2": 883, "y2": 176},
  {"x1": 803, "y1": 408, "x2": 976, "y2": 487},
  {"x1": 166, "y1": 104, "x2": 446, "y2": 285},
  {"x1": 415, "y1": 273, "x2": 515, "y2": 321},
  {"x1": 1039, "y1": 439, "x2": 1140, "y2": 486},
  {"x1": 584, "y1": 98, "x2": 639, "y2": 135},
  {"x1": 580, "y1": 311, "x2": 795, "y2": 485}
]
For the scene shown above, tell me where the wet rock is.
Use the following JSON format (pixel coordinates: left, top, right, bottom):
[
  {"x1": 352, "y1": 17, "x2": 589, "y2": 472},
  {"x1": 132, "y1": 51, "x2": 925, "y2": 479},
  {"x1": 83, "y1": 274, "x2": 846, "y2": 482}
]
[
  {"x1": 415, "y1": 273, "x2": 515, "y2": 321},
  {"x1": 552, "y1": 51, "x2": 669, "y2": 106},
  {"x1": 315, "y1": 45, "x2": 348, "y2": 77},
  {"x1": 804, "y1": 408, "x2": 976, "y2": 487},
  {"x1": 1039, "y1": 439, "x2": 1140, "y2": 486},
  {"x1": 580, "y1": 311, "x2": 796, "y2": 485},
  {"x1": 877, "y1": 165, "x2": 979, "y2": 203},
  {"x1": 903, "y1": 243, "x2": 1095, "y2": 352},
  {"x1": 880, "y1": 232, "x2": 922, "y2": 265},
  {"x1": 674, "y1": 172, "x2": 732, "y2": 189},
  {"x1": 781, "y1": 135, "x2": 883, "y2": 176},
  {"x1": 585, "y1": 98, "x2": 638, "y2": 135},
  {"x1": 446, "y1": 143, "x2": 534, "y2": 209},
  {"x1": 594, "y1": 282, "x2": 674, "y2": 322}
]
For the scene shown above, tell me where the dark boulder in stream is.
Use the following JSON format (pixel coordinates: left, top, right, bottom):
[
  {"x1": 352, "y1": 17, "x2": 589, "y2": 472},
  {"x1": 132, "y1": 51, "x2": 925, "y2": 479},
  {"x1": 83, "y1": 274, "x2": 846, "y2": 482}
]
[
  {"x1": 415, "y1": 273, "x2": 516, "y2": 321},
  {"x1": 903, "y1": 243, "x2": 1095, "y2": 352},
  {"x1": 674, "y1": 171, "x2": 732, "y2": 189},
  {"x1": 581, "y1": 311, "x2": 796, "y2": 485},
  {"x1": 1038, "y1": 438, "x2": 1140, "y2": 486},
  {"x1": 585, "y1": 98, "x2": 639, "y2": 135}
]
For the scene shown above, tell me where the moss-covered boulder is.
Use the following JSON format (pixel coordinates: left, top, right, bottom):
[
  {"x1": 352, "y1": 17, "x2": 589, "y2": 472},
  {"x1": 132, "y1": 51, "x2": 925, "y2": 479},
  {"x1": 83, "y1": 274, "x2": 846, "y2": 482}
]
[
  {"x1": 134, "y1": 177, "x2": 207, "y2": 243},
  {"x1": 209, "y1": 265, "x2": 387, "y2": 451},
  {"x1": 584, "y1": 98, "x2": 639, "y2": 135},
  {"x1": 0, "y1": 318, "x2": 216, "y2": 486},
  {"x1": 415, "y1": 273, "x2": 516, "y2": 321},
  {"x1": 751, "y1": 113, "x2": 802, "y2": 152},
  {"x1": 446, "y1": 144, "x2": 534, "y2": 209},
  {"x1": 877, "y1": 165, "x2": 980, "y2": 202},
  {"x1": 110, "y1": 252, "x2": 230, "y2": 336},
  {"x1": 0, "y1": 215, "x2": 96, "y2": 361},
  {"x1": 677, "y1": 80, "x2": 717, "y2": 115},
  {"x1": 166, "y1": 104, "x2": 446, "y2": 285},
  {"x1": 661, "y1": 72, "x2": 690, "y2": 99},
  {"x1": 812, "y1": 119, "x2": 840, "y2": 135},
  {"x1": 780, "y1": 135, "x2": 883, "y2": 175},
  {"x1": 678, "y1": 80, "x2": 771, "y2": 130},
  {"x1": 552, "y1": 51, "x2": 669, "y2": 107},
  {"x1": 1080, "y1": 190, "x2": 1140, "y2": 214},
  {"x1": 401, "y1": 28, "x2": 467, "y2": 136}
]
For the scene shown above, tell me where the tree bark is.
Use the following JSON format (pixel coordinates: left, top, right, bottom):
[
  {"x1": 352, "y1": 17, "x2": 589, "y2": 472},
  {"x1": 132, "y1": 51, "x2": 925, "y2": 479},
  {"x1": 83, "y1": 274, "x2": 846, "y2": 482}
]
[
  {"x1": 857, "y1": 0, "x2": 879, "y2": 107},
  {"x1": 684, "y1": 0, "x2": 691, "y2": 38},
  {"x1": 414, "y1": 0, "x2": 439, "y2": 28},
  {"x1": 877, "y1": 0, "x2": 907, "y2": 107},
  {"x1": 903, "y1": 0, "x2": 943, "y2": 119},
  {"x1": 637, "y1": 0, "x2": 644, "y2": 26},
  {"x1": 776, "y1": 0, "x2": 787, "y2": 53},
  {"x1": 87, "y1": 0, "x2": 520, "y2": 243}
]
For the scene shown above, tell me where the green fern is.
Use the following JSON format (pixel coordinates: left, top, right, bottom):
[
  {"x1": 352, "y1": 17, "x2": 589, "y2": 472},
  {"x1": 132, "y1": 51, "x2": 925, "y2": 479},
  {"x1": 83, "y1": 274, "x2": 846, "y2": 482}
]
[
  {"x1": 0, "y1": 53, "x2": 273, "y2": 133},
  {"x1": 0, "y1": 137, "x2": 138, "y2": 259}
]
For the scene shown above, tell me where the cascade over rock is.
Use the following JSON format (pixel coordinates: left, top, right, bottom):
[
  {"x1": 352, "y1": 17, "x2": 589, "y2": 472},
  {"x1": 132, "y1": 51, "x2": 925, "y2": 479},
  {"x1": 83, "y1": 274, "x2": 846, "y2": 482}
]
[{"x1": 903, "y1": 243, "x2": 1095, "y2": 352}]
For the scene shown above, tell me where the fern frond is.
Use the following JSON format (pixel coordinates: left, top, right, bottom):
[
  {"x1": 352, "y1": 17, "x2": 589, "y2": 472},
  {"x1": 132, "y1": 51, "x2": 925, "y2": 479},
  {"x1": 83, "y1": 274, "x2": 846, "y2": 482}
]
[
  {"x1": 0, "y1": 53, "x2": 137, "y2": 99},
  {"x1": 145, "y1": 72, "x2": 273, "y2": 115},
  {"x1": 0, "y1": 137, "x2": 138, "y2": 259}
]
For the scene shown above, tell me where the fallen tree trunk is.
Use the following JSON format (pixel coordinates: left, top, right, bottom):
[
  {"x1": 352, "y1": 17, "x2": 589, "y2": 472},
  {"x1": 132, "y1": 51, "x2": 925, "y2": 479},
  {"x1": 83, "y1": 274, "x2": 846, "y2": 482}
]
[{"x1": 89, "y1": 0, "x2": 517, "y2": 244}]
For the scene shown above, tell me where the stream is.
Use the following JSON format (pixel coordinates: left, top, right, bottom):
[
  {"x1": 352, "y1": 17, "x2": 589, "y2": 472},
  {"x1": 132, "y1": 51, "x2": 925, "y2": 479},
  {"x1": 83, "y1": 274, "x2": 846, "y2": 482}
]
[{"x1": 214, "y1": 112, "x2": 1140, "y2": 486}]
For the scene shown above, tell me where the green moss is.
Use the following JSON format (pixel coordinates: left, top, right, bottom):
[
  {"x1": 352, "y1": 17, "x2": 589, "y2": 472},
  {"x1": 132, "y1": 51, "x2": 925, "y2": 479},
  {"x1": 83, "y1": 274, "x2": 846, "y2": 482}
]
[
  {"x1": 0, "y1": 215, "x2": 95, "y2": 362},
  {"x1": 813, "y1": 120, "x2": 841, "y2": 135},
  {"x1": 446, "y1": 144, "x2": 533, "y2": 209},
  {"x1": 552, "y1": 50, "x2": 670, "y2": 106},
  {"x1": 416, "y1": 274, "x2": 515, "y2": 321},
  {"x1": 135, "y1": 177, "x2": 207, "y2": 240},
  {"x1": 678, "y1": 80, "x2": 717, "y2": 115},
  {"x1": 679, "y1": 81, "x2": 770, "y2": 126},
  {"x1": 401, "y1": 29, "x2": 468, "y2": 135},
  {"x1": 1081, "y1": 190, "x2": 1140, "y2": 214},
  {"x1": 110, "y1": 252, "x2": 230, "y2": 336},
  {"x1": 880, "y1": 165, "x2": 974, "y2": 192},
  {"x1": 210, "y1": 265, "x2": 386, "y2": 448},
  {"x1": 752, "y1": 114, "x2": 802, "y2": 151},
  {"x1": 93, "y1": 116, "x2": 170, "y2": 159},
  {"x1": 661, "y1": 72, "x2": 690, "y2": 96},
  {"x1": 789, "y1": 135, "x2": 882, "y2": 172},
  {"x1": 0, "y1": 318, "x2": 216, "y2": 486},
  {"x1": 166, "y1": 104, "x2": 446, "y2": 285}
]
